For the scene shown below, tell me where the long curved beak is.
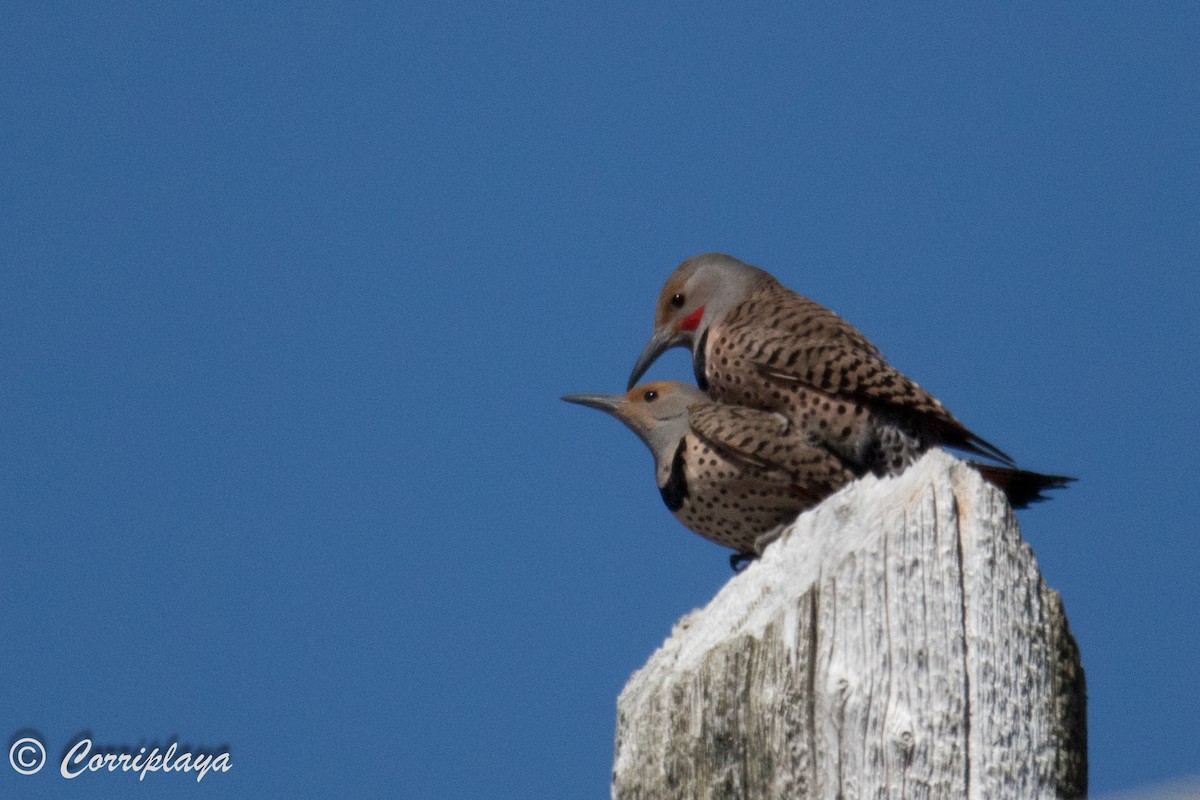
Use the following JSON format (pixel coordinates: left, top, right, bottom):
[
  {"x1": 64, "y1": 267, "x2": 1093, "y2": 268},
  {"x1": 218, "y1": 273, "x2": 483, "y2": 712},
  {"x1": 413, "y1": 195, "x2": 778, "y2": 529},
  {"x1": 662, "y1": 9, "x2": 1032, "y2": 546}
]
[
  {"x1": 627, "y1": 326, "x2": 683, "y2": 390},
  {"x1": 561, "y1": 393, "x2": 625, "y2": 417}
]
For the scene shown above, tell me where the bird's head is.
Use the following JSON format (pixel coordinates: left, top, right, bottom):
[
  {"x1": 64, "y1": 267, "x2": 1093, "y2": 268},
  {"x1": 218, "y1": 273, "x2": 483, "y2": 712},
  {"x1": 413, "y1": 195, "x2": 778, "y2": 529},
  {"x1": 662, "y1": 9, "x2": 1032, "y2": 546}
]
[
  {"x1": 628, "y1": 253, "x2": 766, "y2": 389},
  {"x1": 562, "y1": 380, "x2": 706, "y2": 459}
]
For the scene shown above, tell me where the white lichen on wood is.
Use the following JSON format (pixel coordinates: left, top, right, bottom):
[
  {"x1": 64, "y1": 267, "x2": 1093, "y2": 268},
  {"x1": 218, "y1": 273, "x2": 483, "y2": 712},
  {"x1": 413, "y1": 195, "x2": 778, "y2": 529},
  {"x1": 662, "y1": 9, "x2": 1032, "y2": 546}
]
[{"x1": 612, "y1": 450, "x2": 1085, "y2": 799}]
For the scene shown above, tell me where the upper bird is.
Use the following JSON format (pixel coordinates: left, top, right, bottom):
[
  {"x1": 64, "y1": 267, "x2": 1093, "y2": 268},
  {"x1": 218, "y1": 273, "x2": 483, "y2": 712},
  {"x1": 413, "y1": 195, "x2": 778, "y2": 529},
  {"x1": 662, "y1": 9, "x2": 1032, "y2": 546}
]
[{"x1": 628, "y1": 252, "x2": 1043, "y2": 478}]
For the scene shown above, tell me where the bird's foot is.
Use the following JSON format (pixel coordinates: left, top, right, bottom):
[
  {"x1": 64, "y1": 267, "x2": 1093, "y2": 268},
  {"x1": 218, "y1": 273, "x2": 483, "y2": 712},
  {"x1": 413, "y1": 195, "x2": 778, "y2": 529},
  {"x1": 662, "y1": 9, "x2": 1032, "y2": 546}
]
[{"x1": 729, "y1": 552, "x2": 758, "y2": 573}]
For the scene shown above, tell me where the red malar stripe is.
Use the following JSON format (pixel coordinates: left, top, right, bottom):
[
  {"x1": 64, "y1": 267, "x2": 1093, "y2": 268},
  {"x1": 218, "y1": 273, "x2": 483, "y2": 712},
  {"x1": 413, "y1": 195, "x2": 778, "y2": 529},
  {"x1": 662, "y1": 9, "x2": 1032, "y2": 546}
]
[{"x1": 678, "y1": 306, "x2": 705, "y2": 332}]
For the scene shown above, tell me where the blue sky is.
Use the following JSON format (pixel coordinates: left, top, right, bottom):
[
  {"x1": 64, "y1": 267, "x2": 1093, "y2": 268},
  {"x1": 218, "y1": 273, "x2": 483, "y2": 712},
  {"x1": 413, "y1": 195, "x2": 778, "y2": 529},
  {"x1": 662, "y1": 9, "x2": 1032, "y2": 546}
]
[{"x1": 1, "y1": 3, "x2": 1196, "y2": 797}]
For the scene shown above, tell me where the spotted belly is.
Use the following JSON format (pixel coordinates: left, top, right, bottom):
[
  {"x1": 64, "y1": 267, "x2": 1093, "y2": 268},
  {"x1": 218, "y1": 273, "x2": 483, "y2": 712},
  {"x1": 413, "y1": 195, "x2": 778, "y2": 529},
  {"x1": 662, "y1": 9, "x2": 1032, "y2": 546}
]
[{"x1": 659, "y1": 435, "x2": 811, "y2": 555}]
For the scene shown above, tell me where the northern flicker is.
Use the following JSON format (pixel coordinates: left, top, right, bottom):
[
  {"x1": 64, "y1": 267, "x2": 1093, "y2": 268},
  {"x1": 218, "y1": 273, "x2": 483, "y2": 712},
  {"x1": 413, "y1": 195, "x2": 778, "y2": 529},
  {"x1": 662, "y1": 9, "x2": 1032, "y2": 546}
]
[
  {"x1": 563, "y1": 381, "x2": 858, "y2": 567},
  {"x1": 628, "y1": 252, "x2": 1073, "y2": 497},
  {"x1": 564, "y1": 380, "x2": 1068, "y2": 569}
]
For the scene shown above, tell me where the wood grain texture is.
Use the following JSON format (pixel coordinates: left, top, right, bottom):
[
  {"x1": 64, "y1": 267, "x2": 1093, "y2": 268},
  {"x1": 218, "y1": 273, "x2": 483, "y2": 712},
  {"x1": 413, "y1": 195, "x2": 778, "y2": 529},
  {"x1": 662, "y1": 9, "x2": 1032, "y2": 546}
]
[{"x1": 612, "y1": 450, "x2": 1085, "y2": 800}]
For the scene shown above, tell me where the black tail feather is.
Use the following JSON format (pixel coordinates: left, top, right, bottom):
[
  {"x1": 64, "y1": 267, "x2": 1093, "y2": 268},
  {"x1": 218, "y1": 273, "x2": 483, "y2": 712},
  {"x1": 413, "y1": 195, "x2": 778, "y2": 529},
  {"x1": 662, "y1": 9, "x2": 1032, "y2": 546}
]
[
  {"x1": 961, "y1": 432, "x2": 1017, "y2": 468},
  {"x1": 926, "y1": 416, "x2": 1018, "y2": 468},
  {"x1": 970, "y1": 462, "x2": 1075, "y2": 508}
]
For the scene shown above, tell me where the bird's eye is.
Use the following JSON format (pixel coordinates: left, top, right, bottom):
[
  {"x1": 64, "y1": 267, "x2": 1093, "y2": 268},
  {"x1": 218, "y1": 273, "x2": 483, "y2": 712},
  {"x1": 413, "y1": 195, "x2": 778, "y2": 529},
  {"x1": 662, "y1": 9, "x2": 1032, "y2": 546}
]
[
  {"x1": 643, "y1": 390, "x2": 658, "y2": 402},
  {"x1": 670, "y1": 293, "x2": 685, "y2": 308}
]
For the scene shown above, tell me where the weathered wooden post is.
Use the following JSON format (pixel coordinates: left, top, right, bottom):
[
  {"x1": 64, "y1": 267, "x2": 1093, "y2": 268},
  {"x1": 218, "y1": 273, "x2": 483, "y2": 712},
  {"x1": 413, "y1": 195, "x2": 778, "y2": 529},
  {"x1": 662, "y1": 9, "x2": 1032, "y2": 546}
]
[{"x1": 612, "y1": 450, "x2": 1086, "y2": 799}]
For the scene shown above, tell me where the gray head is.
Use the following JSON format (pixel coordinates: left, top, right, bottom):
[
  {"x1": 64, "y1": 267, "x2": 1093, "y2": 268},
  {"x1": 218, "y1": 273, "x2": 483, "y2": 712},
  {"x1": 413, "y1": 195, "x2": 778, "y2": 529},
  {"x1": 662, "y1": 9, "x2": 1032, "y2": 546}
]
[
  {"x1": 627, "y1": 253, "x2": 769, "y2": 389},
  {"x1": 562, "y1": 380, "x2": 708, "y2": 464}
]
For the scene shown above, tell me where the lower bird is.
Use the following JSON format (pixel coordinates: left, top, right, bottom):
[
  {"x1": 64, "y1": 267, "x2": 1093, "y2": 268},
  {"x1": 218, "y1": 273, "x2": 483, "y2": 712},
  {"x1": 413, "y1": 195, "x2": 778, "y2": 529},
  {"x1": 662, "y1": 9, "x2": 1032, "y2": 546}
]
[
  {"x1": 564, "y1": 381, "x2": 1073, "y2": 569},
  {"x1": 564, "y1": 381, "x2": 855, "y2": 568}
]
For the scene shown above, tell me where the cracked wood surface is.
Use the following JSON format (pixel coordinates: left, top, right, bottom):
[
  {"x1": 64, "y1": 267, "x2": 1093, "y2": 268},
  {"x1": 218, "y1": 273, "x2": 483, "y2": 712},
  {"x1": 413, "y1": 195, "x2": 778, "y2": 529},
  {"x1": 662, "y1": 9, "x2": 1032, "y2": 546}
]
[{"x1": 612, "y1": 450, "x2": 1086, "y2": 800}]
